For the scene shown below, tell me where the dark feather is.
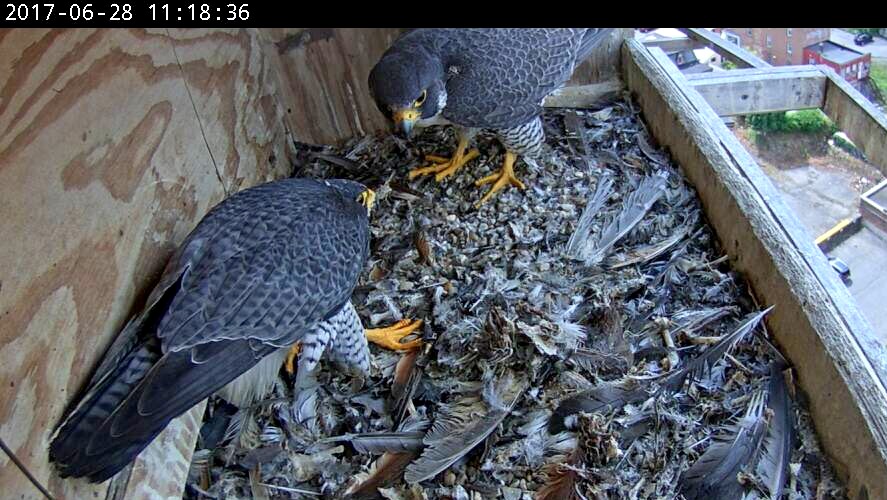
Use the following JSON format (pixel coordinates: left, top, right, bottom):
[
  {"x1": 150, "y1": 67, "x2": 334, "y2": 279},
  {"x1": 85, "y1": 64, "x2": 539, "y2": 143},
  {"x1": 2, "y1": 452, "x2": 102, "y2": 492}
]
[
  {"x1": 756, "y1": 364, "x2": 793, "y2": 499},
  {"x1": 52, "y1": 339, "x2": 271, "y2": 481},
  {"x1": 324, "y1": 431, "x2": 425, "y2": 455},
  {"x1": 404, "y1": 374, "x2": 527, "y2": 483},
  {"x1": 681, "y1": 391, "x2": 768, "y2": 499},
  {"x1": 549, "y1": 378, "x2": 651, "y2": 433}
]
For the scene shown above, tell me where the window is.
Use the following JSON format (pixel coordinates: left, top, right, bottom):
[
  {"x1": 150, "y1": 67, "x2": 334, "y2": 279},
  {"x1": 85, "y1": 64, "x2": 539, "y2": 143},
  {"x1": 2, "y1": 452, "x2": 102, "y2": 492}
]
[
  {"x1": 747, "y1": 28, "x2": 753, "y2": 36},
  {"x1": 725, "y1": 32, "x2": 741, "y2": 46},
  {"x1": 809, "y1": 56, "x2": 816, "y2": 64},
  {"x1": 787, "y1": 44, "x2": 793, "y2": 55},
  {"x1": 766, "y1": 35, "x2": 772, "y2": 48},
  {"x1": 787, "y1": 28, "x2": 793, "y2": 38}
]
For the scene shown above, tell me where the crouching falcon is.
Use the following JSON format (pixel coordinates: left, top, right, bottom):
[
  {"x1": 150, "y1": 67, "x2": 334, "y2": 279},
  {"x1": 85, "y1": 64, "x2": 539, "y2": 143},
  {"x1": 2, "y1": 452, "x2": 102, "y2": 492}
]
[
  {"x1": 368, "y1": 28, "x2": 613, "y2": 206},
  {"x1": 49, "y1": 178, "x2": 420, "y2": 482}
]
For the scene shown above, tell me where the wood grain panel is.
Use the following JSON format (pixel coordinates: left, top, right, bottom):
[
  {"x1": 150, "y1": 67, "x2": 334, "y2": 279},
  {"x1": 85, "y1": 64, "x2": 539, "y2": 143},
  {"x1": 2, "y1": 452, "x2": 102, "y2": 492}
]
[
  {"x1": 260, "y1": 28, "x2": 404, "y2": 145},
  {"x1": 0, "y1": 28, "x2": 293, "y2": 499}
]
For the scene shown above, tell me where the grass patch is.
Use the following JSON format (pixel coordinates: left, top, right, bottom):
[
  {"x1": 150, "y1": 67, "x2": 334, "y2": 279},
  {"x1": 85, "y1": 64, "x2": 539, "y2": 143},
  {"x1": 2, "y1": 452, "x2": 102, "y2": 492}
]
[
  {"x1": 845, "y1": 28, "x2": 880, "y2": 36},
  {"x1": 870, "y1": 60, "x2": 887, "y2": 93}
]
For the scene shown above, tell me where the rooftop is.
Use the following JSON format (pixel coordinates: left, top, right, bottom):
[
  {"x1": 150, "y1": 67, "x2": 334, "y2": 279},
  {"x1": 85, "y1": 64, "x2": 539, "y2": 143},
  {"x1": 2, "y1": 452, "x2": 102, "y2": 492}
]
[{"x1": 807, "y1": 40, "x2": 867, "y2": 65}]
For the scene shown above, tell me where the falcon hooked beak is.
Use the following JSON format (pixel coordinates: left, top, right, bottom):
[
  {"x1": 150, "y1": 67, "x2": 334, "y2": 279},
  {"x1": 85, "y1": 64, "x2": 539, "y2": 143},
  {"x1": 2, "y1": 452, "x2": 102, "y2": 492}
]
[
  {"x1": 392, "y1": 107, "x2": 420, "y2": 138},
  {"x1": 357, "y1": 188, "x2": 376, "y2": 216}
]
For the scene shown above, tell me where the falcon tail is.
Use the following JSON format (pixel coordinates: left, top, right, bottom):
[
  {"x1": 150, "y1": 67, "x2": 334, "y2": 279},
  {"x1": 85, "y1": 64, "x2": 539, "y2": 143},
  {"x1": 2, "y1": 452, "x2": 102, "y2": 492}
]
[
  {"x1": 48, "y1": 271, "x2": 270, "y2": 482},
  {"x1": 48, "y1": 335, "x2": 166, "y2": 482},
  {"x1": 577, "y1": 28, "x2": 615, "y2": 62},
  {"x1": 49, "y1": 328, "x2": 270, "y2": 482}
]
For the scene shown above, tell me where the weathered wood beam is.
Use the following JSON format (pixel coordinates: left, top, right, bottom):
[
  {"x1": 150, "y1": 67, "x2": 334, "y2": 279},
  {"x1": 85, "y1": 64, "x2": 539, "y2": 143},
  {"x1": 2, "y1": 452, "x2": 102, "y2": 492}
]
[
  {"x1": 677, "y1": 28, "x2": 771, "y2": 69},
  {"x1": 622, "y1": 41, "x2": 887, "y2": 500},
  {"x1": 820, "y1": 65, "x2": 887, "y2": 176},
  {"x1": 686, "y1": 66, "x2": 826, "y2": 116},
  {"x1": 560, "y1": 68, "x2": 826, "y2": 117},
  {"x1": 641, "y1": 36, "x2": 697, "y2": 53}
]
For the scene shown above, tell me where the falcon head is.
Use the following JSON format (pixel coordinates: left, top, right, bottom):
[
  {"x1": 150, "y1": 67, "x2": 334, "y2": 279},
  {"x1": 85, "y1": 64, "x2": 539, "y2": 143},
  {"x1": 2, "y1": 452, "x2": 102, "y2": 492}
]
[{"x1": 368, "y1": 49, "x2": 446, "y2": 138}]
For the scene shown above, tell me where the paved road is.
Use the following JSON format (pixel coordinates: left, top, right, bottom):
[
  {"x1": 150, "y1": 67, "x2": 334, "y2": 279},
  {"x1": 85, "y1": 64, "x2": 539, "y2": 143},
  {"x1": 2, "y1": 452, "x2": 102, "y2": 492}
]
[
  {"x1": 831, "y1": 28, "x2": 887, "y2": 59},
  {"x1": 831, "y1": 226, "x2": 887, "y2": 343},
  {"x1": 761, "y1": 161, "x2": 887, "y2": 345},
  {"x1": 768, "y1": 165, "x2": 860, "y2": 236}
]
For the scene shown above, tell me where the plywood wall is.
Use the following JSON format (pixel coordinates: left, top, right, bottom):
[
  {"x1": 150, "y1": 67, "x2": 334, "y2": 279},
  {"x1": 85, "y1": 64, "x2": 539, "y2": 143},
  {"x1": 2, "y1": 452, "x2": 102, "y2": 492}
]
[
  {"x1": 0, "y1": 28, "x2": 293, "y2": 499},
  {"x1": 260, "y1": 28, "x2": 405, "y2": 146}
]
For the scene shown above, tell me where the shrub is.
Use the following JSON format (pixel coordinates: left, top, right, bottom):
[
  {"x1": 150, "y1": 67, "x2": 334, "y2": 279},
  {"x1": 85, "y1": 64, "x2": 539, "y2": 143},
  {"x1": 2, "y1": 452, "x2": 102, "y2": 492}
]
[{"x1": 746, "y1": 110, "x2": 836, "y2": 134}]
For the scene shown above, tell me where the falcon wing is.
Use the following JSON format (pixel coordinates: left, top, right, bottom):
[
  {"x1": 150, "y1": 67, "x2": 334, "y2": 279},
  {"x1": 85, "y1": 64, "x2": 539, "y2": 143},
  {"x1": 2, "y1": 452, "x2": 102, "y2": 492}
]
[
  {"x1": 441, "y1": 28, "x2": 609, "y2": 129},
  {"x1": 50, "y1": 179, "x2": 369, "y2": 481}
]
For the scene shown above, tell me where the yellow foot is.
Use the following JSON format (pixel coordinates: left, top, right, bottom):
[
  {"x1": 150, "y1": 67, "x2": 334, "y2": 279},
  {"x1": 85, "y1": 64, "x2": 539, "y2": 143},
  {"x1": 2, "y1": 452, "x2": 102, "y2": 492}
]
[
  {"x1": 409, "y1": 150, "x2": 480, "y2": 182},
  {"x1": 285, "y1": 343, "x2": 301, "y2": 375},
  {"x1": 365, "y1": 319, "x2": 423, "y2": 351},
  {"x1": 474, "y1": 151, "x2": 526, "y2": 206},
  {"x1": 408, "y1": 132, "x2": 478, "y2": 183}
]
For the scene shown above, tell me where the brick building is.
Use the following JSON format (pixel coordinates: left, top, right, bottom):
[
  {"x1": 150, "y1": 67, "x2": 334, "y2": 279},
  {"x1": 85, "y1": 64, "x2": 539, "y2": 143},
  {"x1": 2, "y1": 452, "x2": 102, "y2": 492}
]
[
  {"x1": 720, "y1": 28, "x2": 830, "y2": 66},
  {"x1": 804, "y1": 41, "x2": 871, "y2": 83}
]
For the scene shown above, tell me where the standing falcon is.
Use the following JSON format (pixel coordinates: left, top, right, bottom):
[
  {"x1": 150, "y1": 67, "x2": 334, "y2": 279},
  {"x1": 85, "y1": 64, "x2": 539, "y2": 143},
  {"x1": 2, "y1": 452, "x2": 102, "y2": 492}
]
[
  {"x1": 49, "y1": 178, "x2": 420, "y2": 482},
  {"x1": 368, "y1": 28, "x2": 614, "y2": 206}
]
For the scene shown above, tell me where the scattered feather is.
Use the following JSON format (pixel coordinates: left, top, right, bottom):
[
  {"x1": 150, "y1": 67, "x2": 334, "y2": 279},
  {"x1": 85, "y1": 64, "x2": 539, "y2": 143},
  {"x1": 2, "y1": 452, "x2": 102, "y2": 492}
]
[
  {"x1": 567, "y1": 173, "x2": 614, "y2": 259},
  {"x1": 345, "y1": 452, "x2": 419, "y2": 499},
  {"x1": 756, "y1": 364, "x2": 793, "y2": 500},
  {"x1": 681, "y1": 391, "x2": 768, "y2": 499},
  {"x1": 535, "y1": 448, "x2": 582, "y2": 500},
  {"x1": 582, "y1": 171, "x2": 668, "y2": 266},
  {"x1": 404, "y1": 374, "x2": 528, "y2": 483}
]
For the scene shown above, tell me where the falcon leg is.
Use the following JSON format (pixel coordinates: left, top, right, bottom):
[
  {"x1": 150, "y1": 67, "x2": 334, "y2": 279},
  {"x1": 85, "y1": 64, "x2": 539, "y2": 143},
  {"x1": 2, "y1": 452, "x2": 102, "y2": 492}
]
[
  {"x1": 409, "y1": 133, "x2": 480, "y2": 182},
  {"x1": 365, "y1": 319, "x2": 423, "y2": 351},
  {"x1": 285, "y1": 343, "x2": 301, "y2": 375},
  {"x1": 474, "y1": 151, "x2": 526, "y2": 206}
]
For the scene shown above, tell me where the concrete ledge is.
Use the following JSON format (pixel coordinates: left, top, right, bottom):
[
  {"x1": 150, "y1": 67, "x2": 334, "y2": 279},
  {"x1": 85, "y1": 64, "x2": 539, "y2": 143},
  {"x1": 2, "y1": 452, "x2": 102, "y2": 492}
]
[{"x1": 816, "y1": 215, "x2": 863, "y2": 253}]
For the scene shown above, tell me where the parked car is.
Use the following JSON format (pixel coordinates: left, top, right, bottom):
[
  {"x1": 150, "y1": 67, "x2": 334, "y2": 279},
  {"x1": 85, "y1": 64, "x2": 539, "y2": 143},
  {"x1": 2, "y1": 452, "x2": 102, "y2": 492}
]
[
  {"x1": 828, "y1": 256, "x2": 851, "y2": 282},
  {"x1": 854, "y1": 33, "x2": 874, "y2": 46}
]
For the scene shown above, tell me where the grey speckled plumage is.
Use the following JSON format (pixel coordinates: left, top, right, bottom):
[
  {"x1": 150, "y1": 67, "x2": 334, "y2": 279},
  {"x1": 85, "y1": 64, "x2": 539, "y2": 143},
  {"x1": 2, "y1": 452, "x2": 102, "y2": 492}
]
[
  {"x1": 369, "y1": 28, "x2": 612, "y2": 153},
  {"x1": 49, "y1": 178, "x2": 372, "y2": 482}
]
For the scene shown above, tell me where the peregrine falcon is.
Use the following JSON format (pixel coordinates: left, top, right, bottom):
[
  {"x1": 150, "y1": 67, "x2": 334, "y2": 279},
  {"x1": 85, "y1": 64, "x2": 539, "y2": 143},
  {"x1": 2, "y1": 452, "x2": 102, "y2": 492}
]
[
  {"x1": 49, "y1": 178, "x2": 421, "y2": 482},
  {"x1": 368, "y1": 28, "x2": 614, "y2": 206}
]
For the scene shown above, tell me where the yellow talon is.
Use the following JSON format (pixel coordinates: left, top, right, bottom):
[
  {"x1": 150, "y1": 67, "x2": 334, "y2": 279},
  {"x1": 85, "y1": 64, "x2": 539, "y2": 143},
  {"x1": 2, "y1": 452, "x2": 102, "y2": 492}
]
[
  {"x1": 365, "y1": 319, "x2": 424, "y2": 351},
  {"x1": 409, "y1": 134, "x2": 479, "y2": 182},
  {"x1": 474, "y1": 151, "x2": 525, "y2": 206},
  {"x1": 357, "y1": 188, "x2": 376, "y2": 215},
  {"x1": 285, "y1": 343, "x2": 301, "y2": 375}
]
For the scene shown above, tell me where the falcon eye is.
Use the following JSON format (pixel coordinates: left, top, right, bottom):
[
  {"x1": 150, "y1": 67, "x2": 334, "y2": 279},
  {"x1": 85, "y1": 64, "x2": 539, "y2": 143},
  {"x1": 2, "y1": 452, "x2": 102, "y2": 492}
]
[{"x1": 414, "y1": 90, "x2": 427, "y2": 107}]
